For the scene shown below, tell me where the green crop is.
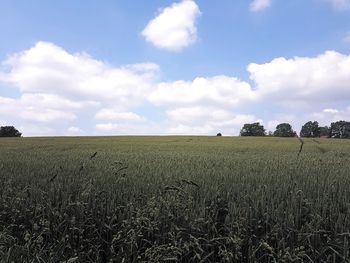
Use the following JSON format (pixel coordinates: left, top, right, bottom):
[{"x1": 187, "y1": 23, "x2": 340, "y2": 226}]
[{"x1": 0, "y1": 136, "x2": 349, "y2": 262}]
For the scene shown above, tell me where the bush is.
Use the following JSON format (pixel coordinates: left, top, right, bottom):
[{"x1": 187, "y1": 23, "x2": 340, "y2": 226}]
[{"x1": 0, "y1": 126, "x2": 22, "y2": 137}]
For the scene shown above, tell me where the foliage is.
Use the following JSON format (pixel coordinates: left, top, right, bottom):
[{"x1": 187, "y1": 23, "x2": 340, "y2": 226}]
[
  {"x1": 273, "y1": 123, "x2": 295, "y2": 137},
  {"x1": 216, "y1": 133, "x2": 222, "y2": 136},
  {"x1": 0, "y1": 126, "x2": 22, "y2": 137},
  {"x1": 240, "y1": 122, "x2": 265, "y2": 136},
  {"x1": 1, "y1": 136, "x2": 350, "y2": 262},
  {"x1": 330, "y1": 120, "x2": 350, "y2": 138},
  {"x1": 319, "y1": 126, "x2": 330, "y2": 137},
  {"x1": 300, "y1": 121, "x2": 320, "y2": 138}
]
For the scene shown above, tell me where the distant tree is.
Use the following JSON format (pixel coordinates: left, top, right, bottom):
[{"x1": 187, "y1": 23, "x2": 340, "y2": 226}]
[
  {"x1": 273, "y1": 123, "x2": 295, "y2": 137},
  {"x1": 267, "y1": 131, "x2": 273, "y2": 137},
  {"x1": 329, "y1": 121, "x2": 350, "y2": 138},
  {"x1": 300, "y1": 121, "x2": 320, "y2": 138},
  {"x1": 0, "y1": 126, "x2": 22, "y2": 137},
  {"x1": 216, "y1": 133, "x2": 222, "y2": 136},
  {"x1": 240, "y1": 122, "x2": 265, "y2": 136},
  {"x1": 319, "y1": 126, "x2": 330, "y2": 138}
]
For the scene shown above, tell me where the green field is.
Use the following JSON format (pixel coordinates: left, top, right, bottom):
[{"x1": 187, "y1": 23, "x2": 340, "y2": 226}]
[{"x1": 1, "y1": 136, "x2": 350, "y2": 262}]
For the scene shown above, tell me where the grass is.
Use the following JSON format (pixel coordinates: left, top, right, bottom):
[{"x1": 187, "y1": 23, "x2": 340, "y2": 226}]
[{"x1": 0, "y1": 136, "x2": 350, "y2": 262}]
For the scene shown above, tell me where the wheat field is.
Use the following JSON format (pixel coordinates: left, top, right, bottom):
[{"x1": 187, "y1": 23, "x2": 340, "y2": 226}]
[{"x1": 1, "y1": 136, "x2": 350, "y2": 262}]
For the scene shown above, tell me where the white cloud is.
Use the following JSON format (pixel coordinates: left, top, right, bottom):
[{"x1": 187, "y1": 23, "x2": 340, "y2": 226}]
[
  {"x1": 2, "y1": 42, "x2": 350, "y2": 136},
  {"x1": 248, "y1": 51, "x2": 350, "y2": 102},
  {"x1": 246, "y1": 51, "x2": 350, "y2": 132},
  {"x1": 266, "y1": 120, "x2": 280, "y2": 132},
  {"x1": 323, "y1": 108, "x2": 339, "y2": 113},
  {"x1": 0, "y1": 95, "x2": 85, "y2": 123},
  {"x1": 96, "y1": 123, "x2": 122, "y2": 132},
  {"x1": 95, "y1": 122, "x2": 162, "y2": 135},
  {"x1": 308, "y1": 107, "x2": 350, "y2": 126},
  {"x1": 142, "y1": 0, "x2": 201, "y2": 51},
  {"x1": 0, "y1": 96, "x2": 18, "y2": 116},
  {"x1": 95, "y1": 109, "x2": 146, "y2": 122},
  {"x1": 123, "y1": 63, "x2": 160, "y2": 73},
  {"x1": 0, "y1": 42, "x2": 159, "y2": 135},
  {"x1": 20, "y1": 93, "x2": 99, "y2": 110},
  {"x1": 1, "y1": 42, "x2": 159, "y2": 106},
  {"x1": 148, "y1": 75, "x2": 258, "y2": 135},
  {"x1": 166, "y1": 107, "x2": 259, "y2": 135},
  {"x1": 149, "y1": 76, "x2": 256, "y2": 107},
  {"x1": 18, "y1": 124, "x2": 56, "y2": 137},
  {"x1": 250, "y1": 0, "x2": 271, "y2": 12},
  {"x1": 21, "y1": 109, "x2": 76, "y2": 123},
  {"x1": 65, "y1": 126, "x2": 83, "y2": 136},
  {"x1": 325, "y1": 0, "x2": 350, "y2": 10}
]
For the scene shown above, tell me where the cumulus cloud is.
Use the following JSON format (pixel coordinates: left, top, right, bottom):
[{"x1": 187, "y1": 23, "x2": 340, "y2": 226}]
[
  {"x1": 166, "y1": 106, "x2": 259, "y2": 135},
  {"x1": 148, "y1": 76, "x2": 258, "y2": 134},
  {"x1": 20, "y1": 93, "x2": 99, "y2": 110},
  {"x1": 0, "y1": 42, "x2": 159, "y2": 136},
  {"x1": 94, "y1": 109, "x2": 156, "y2": 135},
  {"x1": 248, "y1": 51, "x2": 350, "y2": 102},
  {"x1": 65, "y1": 126, "x2": 84, "y2": 136},
  {"x1": 1, "y1": 42, "x2": 350, "y2": 136},
  {"x1": 95, "y1": 122, "x2": 162, "y2": 135},
  {"x1": 308, "y1": 107, "x2": 350, "y2": 126},
  {"x1": 142, "y1": 0, "x2": 201, "y2": 51},
  {"x1": 95, "y1": 109, "x2": 146, "y2": 122},
  {"x1": 323, "y1": 108, "x2": 339, "y2": 113},
  {"x1": 17, "y1": 124, "x2": 56, "y2": 137},
  {"x1": 266, "y1": 120, "x2": 281, "y2": 132},
  {"x1": 0, "y1": 97, "x2": 19, "y2": 116},
  {"x1": 149, "y1": 76, "x2": 256, "y2": 107},
  {"x1": 0, "y1": 95, "x2": 78, "y2": 124},
  {"x1": 1, "y1": 42, "x2": 159, "y2": 105},
  {"x1": 250, "y1": 0, "x2": 271, "y2": 12},
  {"x1": 21, "y1": 109, "x2": 76, "y2": 123}
]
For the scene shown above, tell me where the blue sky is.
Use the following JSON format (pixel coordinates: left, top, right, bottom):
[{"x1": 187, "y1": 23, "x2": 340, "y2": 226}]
[{"x1": 1, "y1": 0, "x2": 350, "y2": 136}]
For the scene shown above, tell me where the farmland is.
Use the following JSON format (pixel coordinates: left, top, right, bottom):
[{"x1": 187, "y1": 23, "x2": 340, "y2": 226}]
[{"x1": 1, "y1": 136, "x2": 350, "y2": 262}]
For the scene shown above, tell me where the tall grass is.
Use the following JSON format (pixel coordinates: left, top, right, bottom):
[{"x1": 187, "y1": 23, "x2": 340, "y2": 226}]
[{"x1": 0, "y1": 136, "x2": 350, "y2": 262}]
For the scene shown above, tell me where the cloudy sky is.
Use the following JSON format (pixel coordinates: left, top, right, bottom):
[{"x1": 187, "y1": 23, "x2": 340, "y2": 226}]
[{"x1": 1, "y1": 0, "x2": 350, "y2": 136}]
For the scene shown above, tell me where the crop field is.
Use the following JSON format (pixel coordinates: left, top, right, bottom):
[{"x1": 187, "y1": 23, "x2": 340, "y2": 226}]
[{"x1": 1, "y1": 136, "x2": 350, "y2": 262}]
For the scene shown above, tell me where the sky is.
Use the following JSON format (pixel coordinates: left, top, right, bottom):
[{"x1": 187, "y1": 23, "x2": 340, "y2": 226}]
[{"x1": 0, "y1": 0, "x2": 350, "y2": 136}]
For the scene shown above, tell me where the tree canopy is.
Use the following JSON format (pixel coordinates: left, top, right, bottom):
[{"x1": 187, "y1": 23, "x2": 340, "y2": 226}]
[
  {"x1": 330, "y1": 121, "x2": 350, "y2": 138},
  {"x1": 240, "y1": 122, "x2": 265, "y2": 136},
  {"x1": 300, "y1": 121, "x2": 320, "y2": 138},
  {"x1": 273, "y1": 123, "x2": 295, "y2": 137},
  {"x1": 0, "y1": 126, "x2": 22, "y2": 137},
  {"x1": 319, "y1": 126, "x2": 330, "y2": 137}
]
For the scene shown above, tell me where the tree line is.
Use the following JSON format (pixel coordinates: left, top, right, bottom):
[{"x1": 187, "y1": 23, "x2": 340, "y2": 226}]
[
  {"x1": 239, "y1": 120, "x2": 350, "y2": 138},
  {"x1": 2, "y1": 122, "x2": 350, "y2": 138}
]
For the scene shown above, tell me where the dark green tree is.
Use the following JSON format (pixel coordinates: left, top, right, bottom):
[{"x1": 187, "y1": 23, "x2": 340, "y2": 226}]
[
  {"x1": 319, "y1": 126, "x2": 330, "y2": 137},
  {"x1": 300, "y1": 121, "x2": 320, "y2": 137},
  {"x1": 329, "y1": 121, "x2": 350, "y2": 138},
  {"x1": 0, "y1": 126, "x2": 22, "y2": 137},
  {"x1": 240, "y1": 122, "x2": 265, "y2": 136},
  {"x1": 273, "y1": 123, "x2": 295, "y2": 137}
]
